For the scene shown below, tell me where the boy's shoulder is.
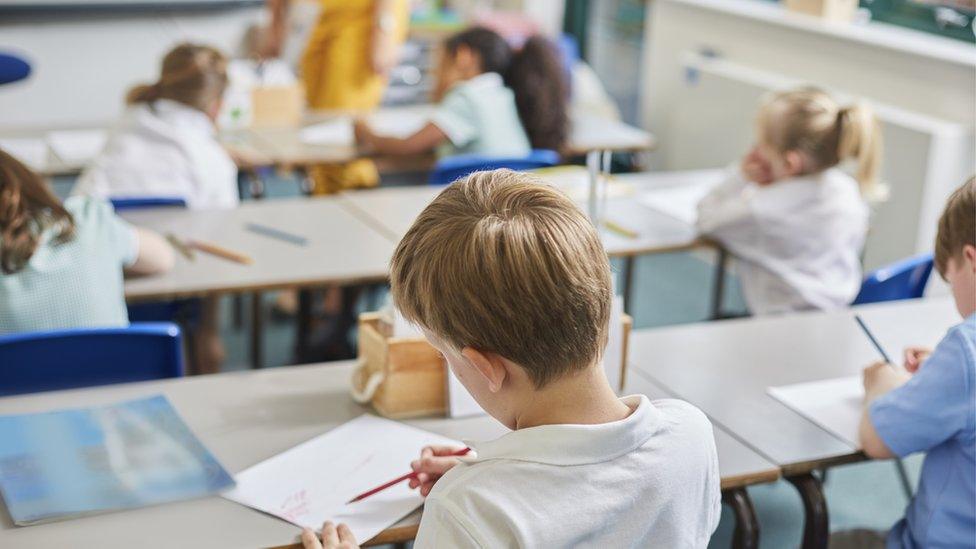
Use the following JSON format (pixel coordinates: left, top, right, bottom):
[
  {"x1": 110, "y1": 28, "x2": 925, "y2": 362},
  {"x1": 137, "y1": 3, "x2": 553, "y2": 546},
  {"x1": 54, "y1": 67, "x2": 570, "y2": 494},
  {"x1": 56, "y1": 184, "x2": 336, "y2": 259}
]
[{"x1": 940, "y1": 315, "x2": 976, "y2": 368}]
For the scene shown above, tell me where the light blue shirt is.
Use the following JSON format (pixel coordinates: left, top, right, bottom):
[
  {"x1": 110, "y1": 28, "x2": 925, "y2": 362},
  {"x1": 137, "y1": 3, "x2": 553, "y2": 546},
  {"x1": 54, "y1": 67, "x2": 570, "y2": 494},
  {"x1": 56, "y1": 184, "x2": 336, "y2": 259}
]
[
  {"x1": 430, "y1": 72, "x2": 531, "y2": 159},
  {"x1": 870, "y1": 314, "x2": 976, "y2": 549},
  {"x1": 0, "y1": 196, "x2": 137, "y2": 333}
]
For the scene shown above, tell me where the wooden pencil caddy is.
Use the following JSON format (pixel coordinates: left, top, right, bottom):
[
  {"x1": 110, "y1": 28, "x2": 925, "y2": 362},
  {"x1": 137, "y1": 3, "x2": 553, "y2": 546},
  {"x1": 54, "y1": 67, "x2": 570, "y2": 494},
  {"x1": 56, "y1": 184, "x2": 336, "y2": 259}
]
[
  {"x1": 784, "y1": 0, "x2": 858, "y2": 21},
  {"x1": 352, "y1": 312, "x2": 633, "y2": 419}
]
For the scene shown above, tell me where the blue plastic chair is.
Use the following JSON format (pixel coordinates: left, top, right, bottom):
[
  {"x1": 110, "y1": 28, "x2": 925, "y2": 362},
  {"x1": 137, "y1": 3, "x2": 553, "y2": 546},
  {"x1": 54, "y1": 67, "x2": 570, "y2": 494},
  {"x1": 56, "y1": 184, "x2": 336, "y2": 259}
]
[
  {"x1": 0, "y1": 322, "x2": 183, "y2": 396},
  {"x1": 853, "y1": 252, "x2": 934, "y2": 305},
  {"x1": 110, "y1": 197, "x2": 187, "y2": 212},
  {"x1": 0, "y1": 53, "x2": 31, "y2": 85},
  {"x1": 429, "y1": 149, "x2": 561, "y2": 186},
  {"x1": 110, "y1": 197, "x2": 194, "y2": 323}
]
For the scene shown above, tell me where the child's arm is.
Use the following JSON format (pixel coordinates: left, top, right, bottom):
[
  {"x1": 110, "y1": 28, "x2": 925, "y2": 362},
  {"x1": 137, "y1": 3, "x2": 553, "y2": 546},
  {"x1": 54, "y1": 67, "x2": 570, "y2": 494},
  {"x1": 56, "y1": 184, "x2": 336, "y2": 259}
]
[
  {"x1": 859, "y1": 361, "x2": 911, "y2": 458},
  {"x1": 126, "y1": 228, "x2": 175, "y2": 276},
  {"x1": 695, "y1": 168, "x2": 754, "y2": 235},
  {"x1": 354, "y1": 120, "x2": 448, "y2": 156}
]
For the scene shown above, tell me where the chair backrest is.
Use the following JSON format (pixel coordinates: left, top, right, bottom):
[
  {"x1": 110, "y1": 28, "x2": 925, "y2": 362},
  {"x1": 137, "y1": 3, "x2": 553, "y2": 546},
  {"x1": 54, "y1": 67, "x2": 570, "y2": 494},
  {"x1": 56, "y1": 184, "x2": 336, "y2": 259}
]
[
  {"x1": 853, "y1": 252, "x2": 934, "y2": 305},
  {"x1": 0, "y1": 322, "x2": 184, "y2": 397},
  {"x1": 110, "y1": 197, "x2": 187, "y2": 212},
  {"x1": 429, "y1": 149, "x2": 561, "y2": 186},
  {"x1": 0, "y1": 53, "x2": 31, "y2": 85}
]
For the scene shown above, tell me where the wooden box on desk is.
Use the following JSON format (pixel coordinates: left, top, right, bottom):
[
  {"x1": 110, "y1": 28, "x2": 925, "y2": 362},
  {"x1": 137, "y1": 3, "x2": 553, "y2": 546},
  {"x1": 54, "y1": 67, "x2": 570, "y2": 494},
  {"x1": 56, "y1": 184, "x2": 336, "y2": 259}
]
[
  {"x1": 251, "y1": 84, "x2": 304, "y2": 128},
  {"x1": 355, "y1": 313, "x2": 447, "y2": 419},
  {"x1": 785, "y1": 0, "x2": 857, "y2": 21},
  {"x1": 354, "y1": 312, "x2": 633, "y2": 420}
]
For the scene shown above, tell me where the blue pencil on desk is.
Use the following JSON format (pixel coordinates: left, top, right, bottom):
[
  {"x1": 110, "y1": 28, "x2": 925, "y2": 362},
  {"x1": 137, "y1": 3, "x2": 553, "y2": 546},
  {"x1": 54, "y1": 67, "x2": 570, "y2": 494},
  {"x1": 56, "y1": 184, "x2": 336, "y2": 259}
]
[
  {"x1": 245, "y1": 222, "x2": 308, "y2": 246},
  {"x1": 854, "y1": 315, "x2": 892, "y2": 364}
]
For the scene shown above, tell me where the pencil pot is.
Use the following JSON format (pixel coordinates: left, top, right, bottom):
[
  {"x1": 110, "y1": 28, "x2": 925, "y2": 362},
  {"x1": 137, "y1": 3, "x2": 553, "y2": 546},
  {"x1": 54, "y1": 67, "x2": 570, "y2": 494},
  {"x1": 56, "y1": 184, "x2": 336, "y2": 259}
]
[{"x1": 351, "y1": 313, "x2": 447, "y2": 419}]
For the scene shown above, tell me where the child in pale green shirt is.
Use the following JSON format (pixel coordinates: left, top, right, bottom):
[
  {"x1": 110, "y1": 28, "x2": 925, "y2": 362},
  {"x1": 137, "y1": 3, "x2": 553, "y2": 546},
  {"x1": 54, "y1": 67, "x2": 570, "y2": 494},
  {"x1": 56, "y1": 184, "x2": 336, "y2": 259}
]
[
  {"x1": 353, "y1": 27, "x2": 568, "y2": 159},
  {"x1": 0, "y1": 150, "x2": 174, "y2": 333}
]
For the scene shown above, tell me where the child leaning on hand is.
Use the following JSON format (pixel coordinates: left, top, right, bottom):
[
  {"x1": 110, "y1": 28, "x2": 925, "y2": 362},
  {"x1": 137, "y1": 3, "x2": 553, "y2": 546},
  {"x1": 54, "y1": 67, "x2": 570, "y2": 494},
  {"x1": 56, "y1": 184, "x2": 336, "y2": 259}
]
[{"x1": 303, "y1": 169, "x2": 721, "y2": 548}]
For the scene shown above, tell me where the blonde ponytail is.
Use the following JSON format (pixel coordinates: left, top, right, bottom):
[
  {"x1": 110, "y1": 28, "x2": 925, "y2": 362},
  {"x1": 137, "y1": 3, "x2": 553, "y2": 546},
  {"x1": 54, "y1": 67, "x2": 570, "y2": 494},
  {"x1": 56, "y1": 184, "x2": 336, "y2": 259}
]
[
  {"x1": 758, "y1": 87, "x2": 886, "y2": 200},
  {"x1": 124, "y1": 43, "x2": 228, "y2": 113},
  {"x1": 126, "y1": 83, "x2": 161, "y2": 105},
  {"x1": 837, "y1": 103, "x2": 884, "y2": 199}
]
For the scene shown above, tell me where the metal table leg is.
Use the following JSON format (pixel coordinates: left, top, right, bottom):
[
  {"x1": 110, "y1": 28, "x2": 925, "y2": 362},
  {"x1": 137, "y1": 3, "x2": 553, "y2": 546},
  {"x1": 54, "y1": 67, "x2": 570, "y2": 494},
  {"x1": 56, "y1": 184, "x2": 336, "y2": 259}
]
[
  {"x1": 621, "y1": 255, "x2": 635, "y2": 314},
  {"x1": 710, "y1": 246, "x2": 728, "y2": 320},
  {"x1": 787, "y1": 473, "x2": 829, "y2": 549},
  {"x1": 250, "y1": 291, "x2": 264, "y2": 369},
  {"x1": 723, "y1": 487, "x2": 760, "y2": 549}
]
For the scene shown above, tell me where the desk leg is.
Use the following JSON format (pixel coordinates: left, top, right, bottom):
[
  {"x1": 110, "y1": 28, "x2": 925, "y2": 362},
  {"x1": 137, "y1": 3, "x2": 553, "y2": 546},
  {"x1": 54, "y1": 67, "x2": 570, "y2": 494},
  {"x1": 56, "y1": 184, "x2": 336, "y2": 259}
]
[
  {"x1": 585, "y1": 150, "x2": 601, "y2": 223},
  {"x1": 709, "y1": 246, "x2": 728, "y2": 320},
  {"x1": 295, "y1": 288, "x2": 314, "y2": 361},
  {"x1": 250, "y1": 291, "x2": 264, "y2": 369},
  {"x1": 723, "y1": 488, "x2": 759, "y2": 549},
  {"x1": 621, "y1": 256, "x2": 635, "y2": 313},
  {"x1": 787, "y1": 473, "x2": 829, "y2": 549},
  {"x1": 299, "y1": 167, "x2": 313, "y2": 197}
]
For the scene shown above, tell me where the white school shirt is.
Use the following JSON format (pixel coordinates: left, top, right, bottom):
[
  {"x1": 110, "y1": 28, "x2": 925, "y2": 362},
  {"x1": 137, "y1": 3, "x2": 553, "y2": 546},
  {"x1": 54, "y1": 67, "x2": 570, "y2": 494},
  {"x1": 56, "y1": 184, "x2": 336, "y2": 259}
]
[
  {"x1": 414, "y1": 396, "x2": 722, "y2": 548},
  {"x1": 696, "y1": 167, "x2": 868, "y2": 315},
  {"x1": 73, "y1": 99, "x2": 239, "y2": 210}
]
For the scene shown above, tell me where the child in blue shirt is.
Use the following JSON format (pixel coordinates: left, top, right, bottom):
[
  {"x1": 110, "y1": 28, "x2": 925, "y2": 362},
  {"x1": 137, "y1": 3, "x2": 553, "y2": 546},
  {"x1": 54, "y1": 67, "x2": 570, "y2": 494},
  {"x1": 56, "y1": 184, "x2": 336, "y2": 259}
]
[{"x1": 856, "y1": 177, "x2": 976, "y2": 548}]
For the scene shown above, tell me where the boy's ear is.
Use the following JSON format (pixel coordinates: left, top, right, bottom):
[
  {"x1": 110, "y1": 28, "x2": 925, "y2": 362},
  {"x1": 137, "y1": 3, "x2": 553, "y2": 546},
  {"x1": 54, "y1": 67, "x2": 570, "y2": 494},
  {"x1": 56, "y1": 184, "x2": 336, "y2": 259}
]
[
  {"x1": 964, "y1": 244, "x2": 976, "y2": 271},
  {"x1": 461, "y1": 347, "x2": 507, "y2": 393}
]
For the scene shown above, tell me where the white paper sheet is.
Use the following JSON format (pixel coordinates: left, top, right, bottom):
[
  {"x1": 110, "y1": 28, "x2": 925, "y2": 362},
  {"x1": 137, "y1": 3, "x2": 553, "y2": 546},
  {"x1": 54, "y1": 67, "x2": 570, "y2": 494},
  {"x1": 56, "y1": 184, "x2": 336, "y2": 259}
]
[
  {"x1": 637, "y1": 182, "x2": 719, "y2": 225},
  {"x1": 300, "y1": 120, "x2": 354, "y2": 146},
  {"x1": 0, "y1": 138, "x2": 49, "y2": 171},
  {"x1": 46, "y1": 129, "x2": 107, "y2": 165},
  {"x1": 223, "y1": 415, "x2": 461, "y2": 543},
  {"x1": 768, "y1": 376, "x2": 863, "y2": 447},
  {"x1": 367, "y1": 110, "x2": 428, "y2": 139}
]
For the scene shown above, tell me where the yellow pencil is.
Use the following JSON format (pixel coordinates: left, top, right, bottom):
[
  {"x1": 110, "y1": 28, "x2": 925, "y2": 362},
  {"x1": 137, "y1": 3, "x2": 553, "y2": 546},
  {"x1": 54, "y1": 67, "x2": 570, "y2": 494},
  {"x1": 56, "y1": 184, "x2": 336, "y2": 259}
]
[
  {"x1": 603, "y1": 219, "x2": 639, "y2": 239},
  {"x1": 187, "y1": 239, "x2": 253, "y2": 265}
]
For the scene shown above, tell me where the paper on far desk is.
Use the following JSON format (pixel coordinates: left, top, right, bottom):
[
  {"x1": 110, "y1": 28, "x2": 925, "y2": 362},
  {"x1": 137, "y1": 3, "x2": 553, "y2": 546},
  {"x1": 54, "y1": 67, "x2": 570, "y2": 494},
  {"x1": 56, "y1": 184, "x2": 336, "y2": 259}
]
[
  {"x1": 768, "y1": 375, "x2": 863, "y2": 447},
  {"x1": 300, "y1": 111, "x2": 428, "y2": 145},
  {"x1": 0, "y1": 138, "x2": 48, "y2": 171},
  {"x1": 47, "y1": 129, "x2": 107, "y2": 165},
  {"x1": 223, "y1": 415, "x2": 460, "y2": 543},
  {"x1": 637, "y1": 181, "x2": 721, "y2": 225},
  {"x1": 300, "y1": 119, "x2": 354, "y2": 146}
]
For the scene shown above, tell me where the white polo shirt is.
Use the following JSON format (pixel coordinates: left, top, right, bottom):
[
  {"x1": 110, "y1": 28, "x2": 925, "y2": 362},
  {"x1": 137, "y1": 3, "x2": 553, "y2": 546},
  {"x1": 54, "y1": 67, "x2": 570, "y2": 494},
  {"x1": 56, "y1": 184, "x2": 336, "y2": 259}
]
[{"x1": 414, "y1": 395, "x2": 721, "y2": 548}]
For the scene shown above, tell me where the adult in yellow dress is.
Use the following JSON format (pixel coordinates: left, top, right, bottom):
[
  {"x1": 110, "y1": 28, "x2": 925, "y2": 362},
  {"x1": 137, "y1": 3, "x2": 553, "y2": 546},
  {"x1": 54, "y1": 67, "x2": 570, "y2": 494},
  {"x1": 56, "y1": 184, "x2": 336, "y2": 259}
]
[{"x1": 265, "y1": 0, "x2": 409, "y2": 194}]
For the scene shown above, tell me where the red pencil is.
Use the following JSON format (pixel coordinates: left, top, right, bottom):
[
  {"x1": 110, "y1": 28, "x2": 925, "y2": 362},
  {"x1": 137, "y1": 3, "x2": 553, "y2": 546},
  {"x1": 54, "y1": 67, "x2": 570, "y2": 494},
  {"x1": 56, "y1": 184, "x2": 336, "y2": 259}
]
[{"x1": 346, "y1": 447, "x2": 471, "y2": 504}]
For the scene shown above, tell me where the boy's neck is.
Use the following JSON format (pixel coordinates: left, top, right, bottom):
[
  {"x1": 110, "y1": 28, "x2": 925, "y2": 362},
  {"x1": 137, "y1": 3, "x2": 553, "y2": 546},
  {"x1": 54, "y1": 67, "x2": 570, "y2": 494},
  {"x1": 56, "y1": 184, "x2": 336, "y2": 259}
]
[{"x1": 513, "y1": 366, "x2": 633, "y2": 430}]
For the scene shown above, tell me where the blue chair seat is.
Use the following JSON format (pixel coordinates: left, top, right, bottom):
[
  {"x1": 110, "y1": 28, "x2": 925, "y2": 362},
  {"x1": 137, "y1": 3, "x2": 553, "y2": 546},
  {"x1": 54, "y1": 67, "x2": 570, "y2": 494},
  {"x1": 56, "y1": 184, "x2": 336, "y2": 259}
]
[
  {"x1": 429, "y1": 149, "x2": 561, "y2": 186},
  {"x1": 0, "y1": 53, "x2": 30, "y2": 86},
  {"x1": 110, "y1": 197, "x2": 187, "y2": 212},
  {"x1": 853, "y1": 252, "x2": 934, "y2": 305},
  {"x1": 0, "y1": 322, "x2": 184, "y2": 397}
]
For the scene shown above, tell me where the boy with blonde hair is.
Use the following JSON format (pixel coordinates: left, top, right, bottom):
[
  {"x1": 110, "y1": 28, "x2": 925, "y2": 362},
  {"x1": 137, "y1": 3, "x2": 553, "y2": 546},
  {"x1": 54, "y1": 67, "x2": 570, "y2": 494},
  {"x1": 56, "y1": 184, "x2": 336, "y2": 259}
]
[
  {"x1": 303, "y1": 169, "x2": 721, "y2": 548},
  {"x1": 850, "y1": 177, "x2": 976, "y2": 548}
]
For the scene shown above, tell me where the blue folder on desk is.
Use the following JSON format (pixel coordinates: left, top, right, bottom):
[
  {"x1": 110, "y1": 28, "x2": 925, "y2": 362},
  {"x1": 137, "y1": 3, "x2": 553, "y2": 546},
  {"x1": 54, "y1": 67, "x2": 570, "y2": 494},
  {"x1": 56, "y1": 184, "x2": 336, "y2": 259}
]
[{"x1": 0, "y1": 395, "x2": 234, "y2": 525}]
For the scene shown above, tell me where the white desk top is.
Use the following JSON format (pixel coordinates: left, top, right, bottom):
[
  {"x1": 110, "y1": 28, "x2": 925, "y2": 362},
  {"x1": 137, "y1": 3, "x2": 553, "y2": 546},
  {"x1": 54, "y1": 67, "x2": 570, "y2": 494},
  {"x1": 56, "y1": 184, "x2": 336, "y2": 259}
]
[
  {"x1": 0, "y1": 360, "x2": 776, "y2": 548},
  {"x1": 628, "y1": 297, "x2": 960, "y2": 474},
  {"x1": 340, "y1": 169, "x2": 724, "y2": 258},
  {"x1": 122, "y1": 197, "x2": 394, "y2": 301},
  {"x1": 3, "y1": 107, "x2": 655, "y2": 177}
]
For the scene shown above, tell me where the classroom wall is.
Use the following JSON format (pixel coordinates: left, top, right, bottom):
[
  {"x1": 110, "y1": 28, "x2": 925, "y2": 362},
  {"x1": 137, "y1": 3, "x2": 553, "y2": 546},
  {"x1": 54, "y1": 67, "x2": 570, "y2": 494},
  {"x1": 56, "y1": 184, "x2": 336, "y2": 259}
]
[{"x1": 0, "y1": 6, "x2": 264, "y2": 129}]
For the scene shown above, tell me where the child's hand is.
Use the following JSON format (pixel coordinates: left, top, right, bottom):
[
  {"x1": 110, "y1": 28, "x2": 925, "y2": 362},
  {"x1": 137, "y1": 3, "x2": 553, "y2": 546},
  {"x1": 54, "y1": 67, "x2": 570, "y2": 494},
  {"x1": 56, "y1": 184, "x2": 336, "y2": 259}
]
[
  {"x1": 352, "y1": 119, "x2": 374, "y2": 148},
  {"x1": 741, "y1": 147, "x2": 774, "y2": 186},
  {"x1": 903, "y1": 347, "x2": 932, "y2": 373},
  {"x1": 408, "y1": 445, "x2": 465, "y2": 497},
  {"x1": 862, "y1": 361, "x2": 911, "y2": 403},
  {"x1": 301, "y1": 521, "x2": 358, "y2": 549}
]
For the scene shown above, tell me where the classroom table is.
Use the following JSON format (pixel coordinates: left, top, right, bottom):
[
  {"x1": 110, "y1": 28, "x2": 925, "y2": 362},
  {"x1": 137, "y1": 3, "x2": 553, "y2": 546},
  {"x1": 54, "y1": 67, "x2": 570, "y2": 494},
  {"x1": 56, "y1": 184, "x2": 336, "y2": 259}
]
[
  {"x1": 626, "y1": 296, "x2": 960, "y2": 549},
  {"x1": 0, "y1": 361, "x2": 778, "y2": 549},
  {"x1": 338, "y1": 169, "x2": 728, "y2": 316},
  {"x1": 121, "y1": 197, "x2": 395, "y2": 368}
]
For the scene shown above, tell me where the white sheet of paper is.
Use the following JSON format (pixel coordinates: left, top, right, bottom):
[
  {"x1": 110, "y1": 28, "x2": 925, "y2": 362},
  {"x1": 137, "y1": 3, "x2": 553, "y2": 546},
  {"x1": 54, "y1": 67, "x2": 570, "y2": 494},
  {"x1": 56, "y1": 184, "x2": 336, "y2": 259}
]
[
  {"x1": 0, "y1": 138, "x2": 49, "y2": 171},
  {"x1": 768, "y1": 376, "x2": 863, "y2": 447},
  {"x1": 366, "y1": 110, "x2": 428, "y2": 139},
  {"x1": 300, "y1": 120, "x2": 354, "y2": 146},
  {"x1": 603, "y1": 295, "x2": 625, "y2": 393},
  {"x1": 637, "y1": 183, "x2": 718, "y2": 225},
  {"x1": 46, "y1": 129, "x2": 107, "y2": 165},
  {"x1": 223, "y1": 415, "x2": 461, "y2": 543}
]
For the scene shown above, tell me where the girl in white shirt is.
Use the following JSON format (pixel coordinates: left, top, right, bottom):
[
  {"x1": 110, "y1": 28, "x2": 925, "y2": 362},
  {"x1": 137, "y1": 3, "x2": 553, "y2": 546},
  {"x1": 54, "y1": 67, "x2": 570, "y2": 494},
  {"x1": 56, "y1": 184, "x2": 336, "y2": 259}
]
[
  {"x1": 73, "y1": 43, "x2": 239, "y2": 210},
  {"x1": 697, "y1": 87, "x2": 881, "y2": 315}
]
